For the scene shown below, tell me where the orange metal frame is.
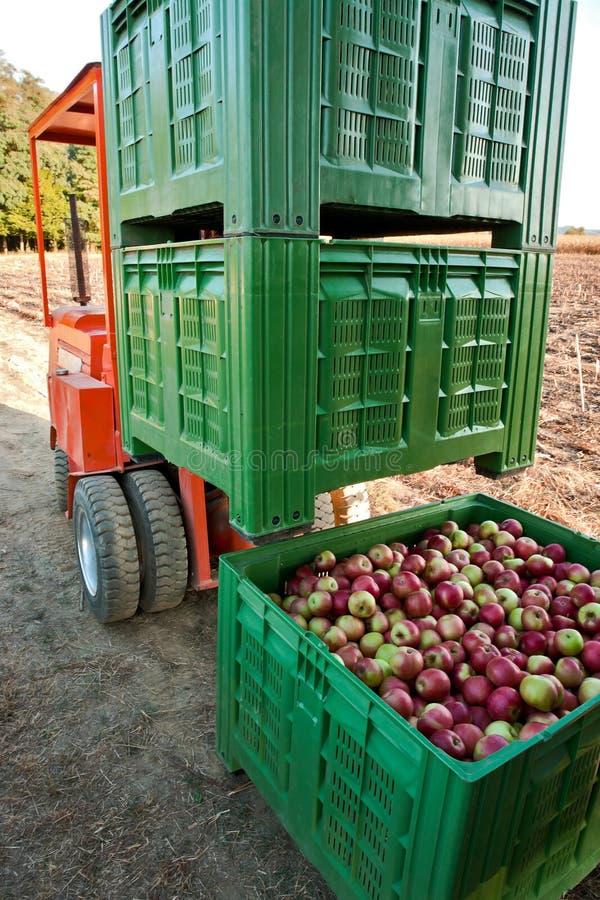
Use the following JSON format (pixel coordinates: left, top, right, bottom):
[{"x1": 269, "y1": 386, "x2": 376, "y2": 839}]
[
  {"x1": 28, "y1": 63, "x2": 253, "y2": 590},
  {"x1": 28, "y1": 62, "x2": 123, "y2": 463}
]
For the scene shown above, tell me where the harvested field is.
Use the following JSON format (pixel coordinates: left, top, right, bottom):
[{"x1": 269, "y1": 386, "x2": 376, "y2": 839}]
[{"x1": 0, "y1": 247, "x2": 598, "y2": 898}]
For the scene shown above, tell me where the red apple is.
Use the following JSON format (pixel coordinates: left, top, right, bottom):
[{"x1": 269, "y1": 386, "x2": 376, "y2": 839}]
[
  {"x1": 554, "y1": 628, "x2": 585, "y2": 657},
  {"x1": 554, "y1": 656, "x2": 586, "y2": 689},
  {"x1": 542, "y1": 542, "x2": 566, "y2": 564},
  {"x1": 359, "y1": 632, "x2": 385, "y2": 658},
  {"x1": 371, "y1": 570, "x2": 392, "y2": 594},
  {"x1": 500, "y1": 518, "x2": 523, "y2": 538},
  {"x1": 514, "y1": 537, "x2": 538, "y2": 560},
  {"x1": 314, "y1": 576, "x2": 338, "y2": 594},
  {"x1": 417, "y1": 702, "x2": 454, "y2": 737},
  {"x1": 390, "y1": 619, "x2": 421, "y2": 647},
  {"x1": 379, "y1": 591, "x2": 401, "y2": 611},
  {"x1": 430, "y1": 729, "x2": 467, "y2": 759},
  {"x1": 578, "y1": 677, "x2": 600, "y2": 704},
  {"x1": 494, "y1": 570, "x2": 522, "y2": 594},
  {"x1": 455, "y1": 723, "x2": 484, "y2": 756},
  {"x1": 452, "y1": 662, "x2": 475, "y2": 691},
  {"x1": 335, "y1": 615, "x2": 366, "y2": 642},
  {"x1": 381, "y1": 688, "x2": 414, "y2": 719},
  {"x1": 331, "y1": 590, "x2": 351, "y2": 617},
  {"x1": 462, "y1": 630, "x2": 491, "y2": 654},
  {"x1": 577, "y1": 603, "x2": 600, "y2": 635},
  {"x1": 424, "y1": 557, "x2": 453, "y2": 584},
  {"x1": 518, "y1": 721, "x2": 548, "y2": 741},
  {"x1": 526, "y1": 554, "x2": 554, "y2": 578},
  {"x1": 308, "y1": 616, "x2": 332, "y2": 640},
  {"x1": 486, "y1": 656, "x2": 522, "y2": 688},
  {"x1": 405, "y1": 588, "x2": 433, "y2": 618},
  {"x1": 521, "y1": 588, "x2": 551, "y2": 611},
  {"x1": 392, "y1": 571, "x2": 422, "y2": 599},
  {"x1": 456, "y1": 599, "x2": 479, "y2": 625},
  {"x1": 401, "y1": 554, "x2": 426, "y2": 576},
  {"x1": 493, "y1": 624, "x2": 518, "y2": 650},
  {"x1": 390, "y1": 646, "x2": 424, "y2": 680},
  {"x1": 354, "y1": 657, "x2": 385, "y2": 689},
  {"x1": 462, "y1": 675, "x2": 493, "y2": 706},
  {"x1": 551, "y1": 615, "x2": 577, "y2": 632},
  {"x1": 348, "y1": 590, "x2": 377, "y2": 619},
  {"x1": 351, "y1": 575, "x2": 381, "y2": 599},
  {"x1": 290, "y1": 597, "x2": 311, "y2": 619},
  {"x1": 314, "y1": 550, "x2": 336, "y2": 572},
  {"x1": 550, "y1": 595, "x2": 576, "y2": 618},
  {"x1": 298, "y1": 575, "x2": 318, "y2": 598},
  {"x1": 469, "y1": 706, "x2": 492, "y2": 732},
  {"x1": 436, "y1": 614, "x2": 465, "y2": 642},
  {"x1": 519, "y1": 674, "x2": 559, "y2": 711},
  {"x1": 500, "y1": 647, "x2": 528, "y2": 669},
  {"x1": 473, "y1": 734, "x2": 509, "y2": 760},
  {"x1": 334, "y1": 644, "x2": 363, "y2": 671},
  {"x1": 323, "y1": 625, "x2": 347, "y2": 651},
  {"x1": 470, "y1": 643, "x2": 501, "y2": 674},
  {"x1": 492, "y1": 545, "x2": 516, "y2": 563},
  {"x1": 581, "y1": 641, "x2": 600, "y2": 673},
  {"x1": 521, "y1": 606, "x2": 551, "y2": 632},
  {"x1": 367, "y1": 543, "x2": 394, "y2": 569},
  {"x1": 519, "y1": 631, "x2": 547, "y2": 656},
  {"x1": 526, "y1": 655, "x2": 555, "y2": 675},
  {"x1": 345, "y1": 554, "x2": 374, "y2": 579},
  {"x1": 486, "y1": 686, "x2": 522, "y2": 723},
  {"x1": 307, "y1": 590, "x2": 333, "y2": 617},
  {"x1": 414, "y1": 668, "x2": 451, "y2": 701},
  {"x1": 434, "y1": 580, "x2": 464, "y2": 610},
  {"x1": 443, "y1": 697, "x2": 471, "y2": 726},
  {"x1": 446, "y1": 549, "x2": 471, "y2": 569},
  {"x1": 479, "y1": 603, "x2": 505, "y2": 629},
  {"x1": 422, "y1": 644, "x2": 454, "y2": 673},
  {"x1": 568, "y1": 563, "x2": 591, "y2": 584}
]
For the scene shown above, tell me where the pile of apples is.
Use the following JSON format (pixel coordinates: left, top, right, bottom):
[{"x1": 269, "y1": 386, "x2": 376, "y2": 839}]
[{"x1": 267, "y1": 517, "x2": 600, "y2": 762}]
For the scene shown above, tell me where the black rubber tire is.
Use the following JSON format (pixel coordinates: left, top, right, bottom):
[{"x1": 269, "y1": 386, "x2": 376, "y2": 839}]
[
  {"x1": 121, "y1": 469, "x2": 189, "y2": 613},
  {"x1": 73, "y1": 476, "x2": 140, "y2": 623},
  {"x1": 54, "y1": 447, "x2": 69, "y2": 512}
]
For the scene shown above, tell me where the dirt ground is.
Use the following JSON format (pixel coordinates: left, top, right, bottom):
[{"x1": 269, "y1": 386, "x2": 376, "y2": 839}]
[{"x1": 0, "y1": 249, "x2": 598, "y2": 898}]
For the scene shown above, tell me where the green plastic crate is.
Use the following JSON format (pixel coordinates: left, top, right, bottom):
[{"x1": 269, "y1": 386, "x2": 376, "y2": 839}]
[
  {"x1": 216, "y1": 493, "x2": 600, "y2": 900},
  {"x1": 101, "y1": 0, "x2": 576, "y2": 248},
  {"x1": 114, "y1": 238, "x2": 552, "y2": 536}
]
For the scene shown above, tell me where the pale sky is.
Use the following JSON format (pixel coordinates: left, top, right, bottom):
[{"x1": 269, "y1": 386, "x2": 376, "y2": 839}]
[{"x1": 1, "y1": 0, "x2": 598, "y2": 229}]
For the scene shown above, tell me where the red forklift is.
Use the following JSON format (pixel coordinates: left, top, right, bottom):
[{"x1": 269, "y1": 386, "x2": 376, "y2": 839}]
[{"x1": 28, "y1": 63, "x2": 365, "y2": 622}]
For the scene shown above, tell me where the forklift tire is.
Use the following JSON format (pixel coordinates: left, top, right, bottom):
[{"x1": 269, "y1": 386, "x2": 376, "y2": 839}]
[
  {"x1": 54, "y1": 447, "x2": 69, "y2": 512},
  {"x1": 121, "y1": 470, "x2": 189, "y2": 613},
  {"x1": 73, "y1": 476, "x2": 140, "y2": 623}
]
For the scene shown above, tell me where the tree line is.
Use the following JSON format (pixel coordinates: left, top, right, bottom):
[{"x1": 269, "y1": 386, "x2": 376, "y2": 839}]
[{"x1": 0, "y1": 51, "x2": 99, "y2": 252}]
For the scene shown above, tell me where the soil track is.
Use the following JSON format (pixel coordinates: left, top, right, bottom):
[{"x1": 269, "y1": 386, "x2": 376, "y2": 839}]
[{"x1": 0, "y1": 251, "x2": 598, "y2": 898}]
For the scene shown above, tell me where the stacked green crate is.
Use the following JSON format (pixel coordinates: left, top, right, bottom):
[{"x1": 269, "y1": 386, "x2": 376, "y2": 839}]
[
  {"x1": 114, "y1": 240, "x2": 553, "y2": 536},
  {"x1": 101, "y1": 0, "x2": 575, "y2": 537},
  {"x1": 101, "y1": 0, "x2": 575, "y2": 247}
]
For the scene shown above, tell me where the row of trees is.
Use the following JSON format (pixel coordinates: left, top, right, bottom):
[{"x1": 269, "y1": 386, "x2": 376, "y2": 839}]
[{"x1": 0, "y1": 51, "x2": 99, "y2": 252}]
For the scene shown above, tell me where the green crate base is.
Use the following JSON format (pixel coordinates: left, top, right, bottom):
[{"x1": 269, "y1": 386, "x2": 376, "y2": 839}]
[{"x1": 217, "y1": 494, "x2": 600, "y2": 900}]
